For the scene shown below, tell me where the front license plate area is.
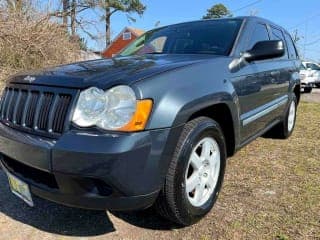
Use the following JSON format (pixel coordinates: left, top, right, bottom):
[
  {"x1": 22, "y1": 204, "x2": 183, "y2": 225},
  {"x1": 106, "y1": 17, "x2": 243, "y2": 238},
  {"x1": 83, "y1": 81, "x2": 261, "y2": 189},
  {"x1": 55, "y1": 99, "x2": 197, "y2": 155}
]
[{"x1": 7, "y1": 172, "x2": 34, "y2": 207}]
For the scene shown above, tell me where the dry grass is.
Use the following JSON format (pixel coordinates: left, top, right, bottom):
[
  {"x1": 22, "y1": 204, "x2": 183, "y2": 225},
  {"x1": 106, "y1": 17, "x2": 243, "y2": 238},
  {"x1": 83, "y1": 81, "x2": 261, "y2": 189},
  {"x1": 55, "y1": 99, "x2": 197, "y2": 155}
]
[
  {"x1": 0, "y1": 8, "x2": 80, "y2": 87},
  {"x1": 209, "y1": 101, "x2": 320, "y2": 239}
]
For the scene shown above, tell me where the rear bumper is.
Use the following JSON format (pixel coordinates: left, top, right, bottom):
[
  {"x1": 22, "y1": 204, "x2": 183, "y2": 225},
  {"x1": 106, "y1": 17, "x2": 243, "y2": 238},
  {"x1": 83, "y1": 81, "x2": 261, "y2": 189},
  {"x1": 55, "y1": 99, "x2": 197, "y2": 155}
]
[{"x1": 0, "y1": 123, "x2": 183, "y2": 210}]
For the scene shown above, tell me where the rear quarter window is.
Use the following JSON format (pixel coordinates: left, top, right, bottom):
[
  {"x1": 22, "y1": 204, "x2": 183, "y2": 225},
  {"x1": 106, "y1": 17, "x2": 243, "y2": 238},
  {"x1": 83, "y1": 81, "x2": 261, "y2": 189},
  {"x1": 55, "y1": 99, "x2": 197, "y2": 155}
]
[
  {"x1": 284, "y1": 32, "x2": 299, "y2": 59},
  {"x1": 271, "y1": 26, "x2": 288, "y2": 59}
]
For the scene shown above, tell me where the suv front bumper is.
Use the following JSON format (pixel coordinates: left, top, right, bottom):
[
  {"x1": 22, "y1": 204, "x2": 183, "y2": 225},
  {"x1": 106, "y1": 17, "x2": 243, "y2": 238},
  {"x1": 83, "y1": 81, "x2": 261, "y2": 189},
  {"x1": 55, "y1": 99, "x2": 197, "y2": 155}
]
[{"x1": 0, "y1": 123, "x2": 182, "y2": 210}]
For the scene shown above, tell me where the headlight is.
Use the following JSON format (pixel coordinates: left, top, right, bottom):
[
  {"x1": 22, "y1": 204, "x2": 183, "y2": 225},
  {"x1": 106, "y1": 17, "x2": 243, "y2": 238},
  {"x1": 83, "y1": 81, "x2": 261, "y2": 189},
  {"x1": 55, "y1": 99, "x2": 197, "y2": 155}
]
[{"x1": 72, "y1": 86, "x2": 152, "y2": 132}]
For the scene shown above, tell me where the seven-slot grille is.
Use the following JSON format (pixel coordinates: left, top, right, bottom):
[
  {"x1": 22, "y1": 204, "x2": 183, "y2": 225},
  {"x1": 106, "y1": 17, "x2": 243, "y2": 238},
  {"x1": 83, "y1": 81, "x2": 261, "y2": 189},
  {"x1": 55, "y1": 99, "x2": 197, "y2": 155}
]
[{"x1": 0, "y1": 85, "x2": 74, "y2": 137}]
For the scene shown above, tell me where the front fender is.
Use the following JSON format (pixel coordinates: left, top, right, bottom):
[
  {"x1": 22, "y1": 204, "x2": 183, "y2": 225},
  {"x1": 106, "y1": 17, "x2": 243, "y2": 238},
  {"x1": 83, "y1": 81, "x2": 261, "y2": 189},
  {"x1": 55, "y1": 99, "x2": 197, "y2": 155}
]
[{"x1": 133, "y1": 59, "x2": 241, "y2": 148}]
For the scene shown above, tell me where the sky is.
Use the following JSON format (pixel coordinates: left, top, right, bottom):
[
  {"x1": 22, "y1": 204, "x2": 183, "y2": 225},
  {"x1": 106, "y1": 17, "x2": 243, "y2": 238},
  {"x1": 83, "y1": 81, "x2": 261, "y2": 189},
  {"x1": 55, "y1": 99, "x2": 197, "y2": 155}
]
[{"x1": 42, "y1": 0, "x2": 320, "y2": 61}]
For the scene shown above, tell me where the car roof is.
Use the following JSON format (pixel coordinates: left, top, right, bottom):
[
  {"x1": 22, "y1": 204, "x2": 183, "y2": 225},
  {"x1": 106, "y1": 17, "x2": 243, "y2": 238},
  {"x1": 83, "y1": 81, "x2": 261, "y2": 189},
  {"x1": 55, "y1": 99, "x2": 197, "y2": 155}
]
[{"x1": 152, "y1": 16, "x2": 288, "y2": 35}]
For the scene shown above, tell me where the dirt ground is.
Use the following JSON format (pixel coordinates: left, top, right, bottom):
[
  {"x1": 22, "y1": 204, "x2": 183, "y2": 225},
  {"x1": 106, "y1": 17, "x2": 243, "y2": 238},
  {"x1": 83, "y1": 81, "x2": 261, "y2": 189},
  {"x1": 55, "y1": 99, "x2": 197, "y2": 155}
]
[
  {"x1": 0, "y1": 90, "x2": 319, "y2": 240},
  {"x1": 301, "y1": 88, "x2": 320, "y2": 103}
]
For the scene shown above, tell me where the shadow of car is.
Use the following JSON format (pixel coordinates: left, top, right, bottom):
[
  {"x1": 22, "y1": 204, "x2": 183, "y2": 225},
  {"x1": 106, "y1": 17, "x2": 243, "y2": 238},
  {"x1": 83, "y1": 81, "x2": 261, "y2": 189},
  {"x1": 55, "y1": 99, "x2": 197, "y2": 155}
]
[{"x1": 0, "y1": 170, "x2": 179, "y2": 236}]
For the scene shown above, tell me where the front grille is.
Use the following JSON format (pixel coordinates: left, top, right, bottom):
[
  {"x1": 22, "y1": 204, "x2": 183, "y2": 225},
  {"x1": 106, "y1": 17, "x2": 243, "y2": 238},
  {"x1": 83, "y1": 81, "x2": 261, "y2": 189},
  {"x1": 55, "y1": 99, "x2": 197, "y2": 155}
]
[{"x1": 0, "y1": 85, "x2": 75, "y2": 137}]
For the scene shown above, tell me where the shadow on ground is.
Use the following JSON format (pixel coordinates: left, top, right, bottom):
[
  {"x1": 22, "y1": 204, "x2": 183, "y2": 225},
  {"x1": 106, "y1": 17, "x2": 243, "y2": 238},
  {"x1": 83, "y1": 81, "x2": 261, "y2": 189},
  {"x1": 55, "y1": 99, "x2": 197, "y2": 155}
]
[{"x1": 0, "y1": 170, "x2": 178, "y2": 237}]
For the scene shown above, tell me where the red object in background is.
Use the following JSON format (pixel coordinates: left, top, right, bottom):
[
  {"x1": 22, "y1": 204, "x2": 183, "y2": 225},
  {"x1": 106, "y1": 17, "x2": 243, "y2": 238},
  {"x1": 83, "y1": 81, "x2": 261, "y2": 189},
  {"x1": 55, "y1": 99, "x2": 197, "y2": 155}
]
[{"x1": 102, "y1": 27, "x2": 145, "y2": 58}]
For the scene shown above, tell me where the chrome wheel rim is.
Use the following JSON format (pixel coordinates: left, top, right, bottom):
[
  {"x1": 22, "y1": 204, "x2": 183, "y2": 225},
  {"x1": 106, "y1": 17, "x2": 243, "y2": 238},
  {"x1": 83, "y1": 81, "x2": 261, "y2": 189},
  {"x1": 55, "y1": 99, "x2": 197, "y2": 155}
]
[
  {"x1": 288, "y1": 101, "x2": 296, "y2": 132},
  {"x1": 185, "y1": 137, "x2": 221, "y2": 207}
]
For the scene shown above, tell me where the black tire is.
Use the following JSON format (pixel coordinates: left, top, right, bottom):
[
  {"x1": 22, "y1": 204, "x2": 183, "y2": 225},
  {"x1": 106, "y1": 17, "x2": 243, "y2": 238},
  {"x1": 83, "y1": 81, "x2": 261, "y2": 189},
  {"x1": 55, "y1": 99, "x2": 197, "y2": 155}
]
[
  {"x1": 154, "y1": 117, "x2": 227, "y2": 226},
  {"x1": 316, "y1": 83, "x2": 320, "y2": 88},
  {"x1": 264, "y1": 95, "x2": 297, "y2": 139},
  {"x1": 304, "y1": 87, "x2": 312, "y2": 93}
]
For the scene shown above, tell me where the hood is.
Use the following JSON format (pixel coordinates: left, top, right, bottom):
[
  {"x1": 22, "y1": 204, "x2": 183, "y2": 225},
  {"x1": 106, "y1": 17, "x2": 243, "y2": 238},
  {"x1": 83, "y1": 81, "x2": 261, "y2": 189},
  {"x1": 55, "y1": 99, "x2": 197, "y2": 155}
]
[{"x1": 8, "y1": 54, "x2": 218, "y2": 89}]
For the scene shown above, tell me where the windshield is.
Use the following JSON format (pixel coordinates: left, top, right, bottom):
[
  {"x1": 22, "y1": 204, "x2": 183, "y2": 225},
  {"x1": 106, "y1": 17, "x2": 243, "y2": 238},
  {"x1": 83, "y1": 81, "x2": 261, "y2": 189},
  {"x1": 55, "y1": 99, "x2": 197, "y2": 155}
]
[
  {"x1": 306, "y1": 63, "x2": 320, "y2": 71},
  {"x1": 119, "y1": 19, "x2": 243, "y2": 57}
]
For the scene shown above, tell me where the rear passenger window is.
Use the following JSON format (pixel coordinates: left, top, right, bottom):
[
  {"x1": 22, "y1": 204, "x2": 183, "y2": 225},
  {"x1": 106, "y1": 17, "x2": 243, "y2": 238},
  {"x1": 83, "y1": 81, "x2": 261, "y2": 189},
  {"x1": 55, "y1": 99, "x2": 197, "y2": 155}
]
[
  {"x1": 271, "y1": 26, "x2": 288, "y2": 59},
  {"x1": 284, "y1": 32, "x2": 298, "y2": 59},
  {"x1": 248, "y1": 24, "x2": 270, "y2": 49}
]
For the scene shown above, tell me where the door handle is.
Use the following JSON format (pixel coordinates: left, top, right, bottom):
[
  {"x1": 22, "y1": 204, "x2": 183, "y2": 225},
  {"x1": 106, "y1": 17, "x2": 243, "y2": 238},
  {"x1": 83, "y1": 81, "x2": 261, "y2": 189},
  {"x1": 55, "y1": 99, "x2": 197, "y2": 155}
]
[{"x1": 270, "y1": 71, "x2": 280, "y2": 77}]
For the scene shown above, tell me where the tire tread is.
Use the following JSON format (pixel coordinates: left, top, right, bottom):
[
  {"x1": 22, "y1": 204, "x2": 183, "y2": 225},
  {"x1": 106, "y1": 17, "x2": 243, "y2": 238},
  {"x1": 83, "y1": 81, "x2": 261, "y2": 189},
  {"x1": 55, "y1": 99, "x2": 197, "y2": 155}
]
[{"x1": 155, "y1": 117, "x2": 214, "y2": 225}]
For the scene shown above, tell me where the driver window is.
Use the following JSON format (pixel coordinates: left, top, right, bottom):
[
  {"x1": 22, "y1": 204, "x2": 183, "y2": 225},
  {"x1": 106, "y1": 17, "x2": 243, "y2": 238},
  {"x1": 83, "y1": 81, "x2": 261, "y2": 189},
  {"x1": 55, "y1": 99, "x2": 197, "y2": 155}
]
[{"x1": 248, "y1": 23, "x2": 270, "y2": 50}]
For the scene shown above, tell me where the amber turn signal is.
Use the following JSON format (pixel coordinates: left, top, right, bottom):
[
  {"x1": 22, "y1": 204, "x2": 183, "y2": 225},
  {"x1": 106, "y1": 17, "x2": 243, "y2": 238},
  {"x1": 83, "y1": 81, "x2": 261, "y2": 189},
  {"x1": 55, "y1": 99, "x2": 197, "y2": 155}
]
[{"x1": 118, "y1": 99, "x2": 153, "y2": 132}]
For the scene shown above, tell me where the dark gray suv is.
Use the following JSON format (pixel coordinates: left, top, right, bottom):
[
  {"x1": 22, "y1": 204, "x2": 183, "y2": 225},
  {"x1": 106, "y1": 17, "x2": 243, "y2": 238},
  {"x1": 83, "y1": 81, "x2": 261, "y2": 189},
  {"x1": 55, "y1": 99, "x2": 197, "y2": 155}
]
[{"x1": 0, "y1": 16, "x2": 300, "y2": 226}]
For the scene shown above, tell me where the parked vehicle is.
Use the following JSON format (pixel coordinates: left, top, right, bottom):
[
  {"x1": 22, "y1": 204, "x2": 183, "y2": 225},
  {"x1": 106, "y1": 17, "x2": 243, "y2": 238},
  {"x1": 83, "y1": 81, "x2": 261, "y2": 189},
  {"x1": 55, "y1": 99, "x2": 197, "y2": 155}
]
[
  {"x1": 302, "y1": 61, "x2": 320, "y2": 88},
  {"x1": 0, "y1": 17, "x2": 300, "y2": 226},
  {"x1": 300, "y1": 64, "x2": 314, "y2": 93}
]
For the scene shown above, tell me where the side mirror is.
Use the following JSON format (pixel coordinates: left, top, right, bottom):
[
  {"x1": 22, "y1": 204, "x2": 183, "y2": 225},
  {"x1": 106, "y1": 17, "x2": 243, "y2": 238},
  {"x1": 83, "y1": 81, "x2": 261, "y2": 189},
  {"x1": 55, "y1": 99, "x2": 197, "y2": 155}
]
[
  {"x1": 307, "y1": 68, "x2": 312, "y2": 71},
  {"x1": 243, "y1": 40, "x2": 285, "y2": 62}
]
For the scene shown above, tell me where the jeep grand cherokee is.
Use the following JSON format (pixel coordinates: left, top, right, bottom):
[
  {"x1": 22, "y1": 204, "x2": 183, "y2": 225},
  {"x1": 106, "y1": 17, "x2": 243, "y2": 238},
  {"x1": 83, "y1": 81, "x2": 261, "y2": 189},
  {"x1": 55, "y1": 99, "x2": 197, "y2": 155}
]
[{"x1": 0, "y1": 17, "x2": 300, "y2": 225}]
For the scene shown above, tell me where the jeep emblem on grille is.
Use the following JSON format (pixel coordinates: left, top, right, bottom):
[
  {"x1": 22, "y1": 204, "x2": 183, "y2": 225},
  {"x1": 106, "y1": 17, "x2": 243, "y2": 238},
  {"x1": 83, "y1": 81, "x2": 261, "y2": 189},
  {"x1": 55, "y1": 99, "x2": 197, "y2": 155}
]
[{"x1": 23, "y1": 76, "x2": 36, "y2": 83}]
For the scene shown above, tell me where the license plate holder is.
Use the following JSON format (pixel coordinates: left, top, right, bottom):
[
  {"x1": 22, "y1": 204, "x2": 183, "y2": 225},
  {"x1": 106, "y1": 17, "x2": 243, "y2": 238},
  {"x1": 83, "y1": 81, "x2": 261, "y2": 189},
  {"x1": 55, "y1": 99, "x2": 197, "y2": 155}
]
[{"x1": 6, "y1": 172, "x2": 34, "y2": 207}]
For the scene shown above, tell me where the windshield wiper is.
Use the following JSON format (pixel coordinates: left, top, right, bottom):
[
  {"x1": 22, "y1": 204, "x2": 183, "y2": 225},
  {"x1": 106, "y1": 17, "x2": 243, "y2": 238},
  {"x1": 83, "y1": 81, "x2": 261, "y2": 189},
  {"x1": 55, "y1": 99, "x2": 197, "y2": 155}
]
[{"x1": 145, "y1": 52, "x2": 165, "y2": 55}]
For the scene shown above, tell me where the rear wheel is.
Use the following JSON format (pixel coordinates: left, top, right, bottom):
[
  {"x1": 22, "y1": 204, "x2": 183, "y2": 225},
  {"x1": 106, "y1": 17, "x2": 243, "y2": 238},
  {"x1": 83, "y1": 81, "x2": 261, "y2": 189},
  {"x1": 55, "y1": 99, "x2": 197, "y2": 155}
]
[
  {"x1": 155, "y1": 117, "x2": 226, "y2": 226},
  {"x1": 304, "y1": 87, "x2": 312, "y2": 93},
  {"x1": 264, "y1": 95, "x2": 297, "y2": 139}
]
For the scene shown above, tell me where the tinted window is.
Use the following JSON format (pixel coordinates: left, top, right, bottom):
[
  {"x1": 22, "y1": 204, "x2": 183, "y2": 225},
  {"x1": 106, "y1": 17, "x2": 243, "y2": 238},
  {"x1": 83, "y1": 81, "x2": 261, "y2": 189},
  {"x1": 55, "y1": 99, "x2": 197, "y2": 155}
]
[
  {"x1": 271, "y1": 27, "x2": 288, "y2": 59},
  {"x1": 248, "y1": 24, "x2": 269, "y2": 49},
  {"x1": 284, "y1": 32, "x2": 298, "y2": 59},
  {"x1": 119, "y1": 20, "x2": 243, "y2": 56}
]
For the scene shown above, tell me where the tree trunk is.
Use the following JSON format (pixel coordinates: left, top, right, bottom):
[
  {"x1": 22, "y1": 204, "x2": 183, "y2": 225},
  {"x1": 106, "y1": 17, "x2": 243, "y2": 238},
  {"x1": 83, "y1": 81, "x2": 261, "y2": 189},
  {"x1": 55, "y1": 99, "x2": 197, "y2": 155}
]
[
  {"x1": 62, "y1": 0, "x2": 69, "y2": 30},
  {"x1": 7, "y1": 0, "x2": 23, "y2": 11},
  {"x1": 70, "y1": 0, "x2": 76, "y2": 36},
  {"x1": 105, "y1": 1, "x2": 111, "y2": 48},
  {"x1": 16, "y1": 0, "x2": 23, "y2": 11}
]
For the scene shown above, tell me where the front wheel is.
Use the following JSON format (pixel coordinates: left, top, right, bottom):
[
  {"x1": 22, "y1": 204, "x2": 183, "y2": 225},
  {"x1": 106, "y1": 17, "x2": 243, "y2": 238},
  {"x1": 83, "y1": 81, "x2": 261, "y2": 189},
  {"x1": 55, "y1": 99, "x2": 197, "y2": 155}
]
[{"x1": 155, "y1": 117, "x2": 226, "y2": 226}]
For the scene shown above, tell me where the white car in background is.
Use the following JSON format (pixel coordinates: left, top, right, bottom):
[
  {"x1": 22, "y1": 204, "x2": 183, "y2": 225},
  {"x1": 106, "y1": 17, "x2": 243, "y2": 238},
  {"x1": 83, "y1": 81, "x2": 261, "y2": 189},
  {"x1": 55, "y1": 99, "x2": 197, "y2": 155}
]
[
  {"x1": 301, "y1": 61, "x2": 320, "y2": 89},
  {"x1": 300, "y1": 64, "x2": 314, "y2": 93}
]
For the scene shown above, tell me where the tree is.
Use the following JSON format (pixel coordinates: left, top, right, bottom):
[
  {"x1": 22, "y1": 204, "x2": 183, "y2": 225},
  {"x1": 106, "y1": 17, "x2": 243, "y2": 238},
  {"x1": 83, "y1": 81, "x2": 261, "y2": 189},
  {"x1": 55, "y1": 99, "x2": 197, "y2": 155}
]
[
  {"x1": 51, "y1": 0, "x2": 95, "y2": 36},
  {"x1": 292, "y1": 29, "x2": 301, "y2": 44},
  {"x1": 70, "y1": 0, "x2": 76, "y2": 35},
  {"x1": 6, "y1": 0, "x2": 25, "y2": 12},
  {"x1": 98, "y1": 0, "x2": 146, "y2": 47},
  {"x1": 202, "y1": 3, "x2": 232, "y2": 19},
  {"x1": 62, "y1": 0, "x2": 69, "y2": 27}
]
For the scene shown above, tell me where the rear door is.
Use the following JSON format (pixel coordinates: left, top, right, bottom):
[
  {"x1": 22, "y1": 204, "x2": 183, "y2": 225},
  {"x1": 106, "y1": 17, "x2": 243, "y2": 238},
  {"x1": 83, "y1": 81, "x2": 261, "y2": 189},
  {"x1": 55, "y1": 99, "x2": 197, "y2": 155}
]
[
  {"x1": 283, "y1": 31, "x2": 301, "y2": 88},
  {"x1": 268, "y1": 26, "x2": 294, "y2": 98}
]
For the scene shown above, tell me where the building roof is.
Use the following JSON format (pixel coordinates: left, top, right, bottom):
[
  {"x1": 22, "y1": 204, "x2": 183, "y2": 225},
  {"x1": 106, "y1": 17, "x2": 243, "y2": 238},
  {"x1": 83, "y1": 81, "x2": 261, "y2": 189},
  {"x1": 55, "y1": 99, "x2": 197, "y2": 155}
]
[
  {"x1": 111, "y1": 27, "x2": 145, "y2": 44},
  {"x1": 127, "y1": 27, "x2": 145, "y2": 37}
]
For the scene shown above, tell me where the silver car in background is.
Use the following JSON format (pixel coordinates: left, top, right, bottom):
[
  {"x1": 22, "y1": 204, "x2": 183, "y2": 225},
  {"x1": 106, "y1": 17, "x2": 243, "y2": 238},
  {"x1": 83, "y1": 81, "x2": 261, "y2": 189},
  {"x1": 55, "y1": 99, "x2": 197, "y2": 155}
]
[{"x1": 300, "y1": 61, "x2": 320, "y2": 91}]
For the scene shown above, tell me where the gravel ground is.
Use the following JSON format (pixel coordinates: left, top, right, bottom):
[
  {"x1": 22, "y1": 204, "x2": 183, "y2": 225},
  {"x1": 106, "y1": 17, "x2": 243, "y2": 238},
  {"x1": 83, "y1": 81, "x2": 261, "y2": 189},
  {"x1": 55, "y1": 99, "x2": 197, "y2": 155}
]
[{"x1": 0, "y1": 90, "x2": 319, "y2": 240}]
